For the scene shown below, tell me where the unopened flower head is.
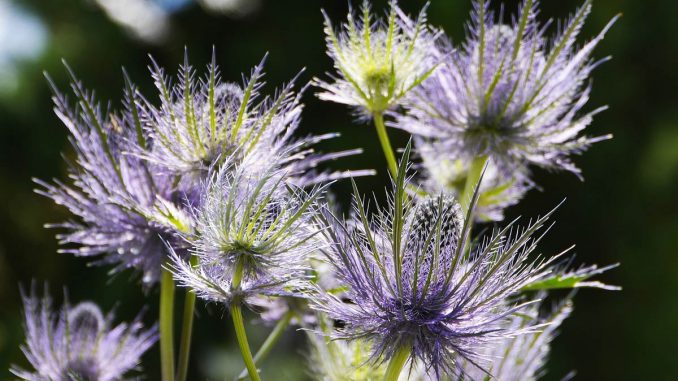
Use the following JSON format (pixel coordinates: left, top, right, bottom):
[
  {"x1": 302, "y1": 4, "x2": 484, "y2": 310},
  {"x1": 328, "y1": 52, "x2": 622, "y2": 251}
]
[
  {"x1": 169, "y1": 160, "x2": 326, "y2": 306},
  {"x1": 313, "y1": 149, "x2": 561, "y2": 377},
  {"x1": 394, "y1": 0, "x2": 618, "y2": 176},
  {"x1": 316, "y1": 0, "x2": 439, "y2": 117},
  {"x1": 416, "y1": 138, "x2": 531, "y2": 222},
  {"x1": 36, "y1": 67, "x2": 187, "y2": 285},
  {"x1": 143, "y1": 52, "x2": 372, "y2": 189},
  {"x1": 11, "y1": 287, "x2": 157, "y2": 381},
  {"x1": 458, "y1": 298, "x2": 573, "y2": 381}
]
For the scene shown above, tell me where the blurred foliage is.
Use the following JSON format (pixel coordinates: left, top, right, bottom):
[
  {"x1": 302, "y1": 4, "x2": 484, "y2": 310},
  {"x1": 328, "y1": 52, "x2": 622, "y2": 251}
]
[{"x1": 0, "y1": 0, "x2": 676, "y2": 380}]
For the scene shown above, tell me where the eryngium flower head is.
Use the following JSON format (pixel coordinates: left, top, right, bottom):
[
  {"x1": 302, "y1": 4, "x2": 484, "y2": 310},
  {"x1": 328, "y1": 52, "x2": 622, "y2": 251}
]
[
  {"x1": 169, "y1": 160, "x2": 325, "y2": 306},
  {"x1": 457, "y1": 298, "x2": 573, "y2": 381},
  {"x1": 142, "y1": 52, "x2": 372, "y2": 188},
  {"x1": 394, "y1": 0, "x2": 618, "y2": 176},
  {"x1": 11, "y1": 287, "x2": 157, "y2": 381},
  {"x1": 313, "y1": 150, "x2": 560, "y2": 377},
  {"x1": 315, "y1": 0, "x2": 439, "y2": 116},
  {"x1": 36, "y1": 66, "x2": 185, "y2": 285},
  {"x1": 415, "y1": 139, "x2": 531, "y2": 222}
]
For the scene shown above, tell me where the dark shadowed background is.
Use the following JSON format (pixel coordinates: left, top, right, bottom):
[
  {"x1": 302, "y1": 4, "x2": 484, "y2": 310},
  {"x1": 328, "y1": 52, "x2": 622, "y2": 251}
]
[{"x1": 0, "y1": 0, "x2": 676, "y2": 380}]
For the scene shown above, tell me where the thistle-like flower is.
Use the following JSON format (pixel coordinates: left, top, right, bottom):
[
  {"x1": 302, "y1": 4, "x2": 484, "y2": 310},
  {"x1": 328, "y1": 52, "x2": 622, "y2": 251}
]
[
  {"x1": 36, "y1": 67, "x2": 185, "y2": 285},
  {"x1": 394, "y1": 0, "x2": 618, "y2": 176},
  {"x1": 169, "y1": 160, "x2": 325, "y2": 306},
  {"x1": 315, "y1": 0, "x2": 439, "y2": 117},
  {"x1": 457, "y1": 298, "x2": 573, "y2": 381},
  {"x1": 142, "y1": 52, "x2": 372, "y2": 189},
  {"x1": 415, "y1": 139, "x2": 531, "y2": 222},
  {"x1": 313, "y1": 147, "x2": 563, "y2": 378},
  {"x1": 11, "y1": 287, "x2": 157, "y2": 381}
]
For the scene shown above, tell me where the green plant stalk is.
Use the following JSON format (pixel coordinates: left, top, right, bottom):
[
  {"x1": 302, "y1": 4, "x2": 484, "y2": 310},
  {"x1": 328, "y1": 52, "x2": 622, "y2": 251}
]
[
  {"x1": 176, "y1": 256, "x2": 199, "y2": 381},
  {"x1": 373, "y1": 112, "x2": 399, "y2": 177},
  {"x1": 230, "y1": 258, "x2": 261, "y2": 381},
  {"x1": 383, "y1": 345, "x2": 411, "y2": 381},
  {"x1": 460, "y1": 155, "x2": 488, "y2": 214},
  {"x1": 236, "y1": 310, "x2": 294, "y2": 380},
  {"x1": 160, "y1": 268, "x2": 176, "y2": 381}
]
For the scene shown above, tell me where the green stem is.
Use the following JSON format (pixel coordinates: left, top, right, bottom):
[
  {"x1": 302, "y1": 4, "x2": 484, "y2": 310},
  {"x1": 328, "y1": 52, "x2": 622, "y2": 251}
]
[
  {"x1": 383, "y1": 345, "x2": 411, "y2": 381},
  {"x1": 160, "y1": 268, "x2": 176, "y2": 381},
  {"x1": 373, "y1": 112, "x2": 398, "y2": 177},
  {"x1": 460, "y1": 155, "x2": 489, "y2": 214},
  {"x1": 231, "y1": 303, "x2": 261, "y2": 381},
  {"x1": 236, "y1": 310, "x2": 294, "y2": 380},
  {"x1": 176, "y1": 256, "x2": 199, "y2": 381},
  {"x1": 230, "y1": 258, "x2": 261, "y2": 381}
]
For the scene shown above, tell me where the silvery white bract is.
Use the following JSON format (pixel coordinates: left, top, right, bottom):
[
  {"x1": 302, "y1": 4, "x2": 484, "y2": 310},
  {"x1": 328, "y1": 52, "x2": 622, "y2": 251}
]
[
  {"x1": 394, "y1": 0, "x2": 618, "y2": 177},
  {"x1": 11, "y1": 287, "x2": 157, "y2": 381},
  {"x1": 315, "y1": 0, "x2": 439, "y2": 117}
]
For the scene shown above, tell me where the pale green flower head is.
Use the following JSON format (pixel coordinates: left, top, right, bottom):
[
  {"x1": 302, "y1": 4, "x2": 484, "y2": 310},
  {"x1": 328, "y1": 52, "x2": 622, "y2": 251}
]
[{"x1": 316, "y1": 0, "x2": 439, "y2": 117}]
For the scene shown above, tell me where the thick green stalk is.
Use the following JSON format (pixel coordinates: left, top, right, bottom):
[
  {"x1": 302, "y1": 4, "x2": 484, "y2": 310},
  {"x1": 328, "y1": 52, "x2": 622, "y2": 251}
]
[
  {"x1": 176, "y1": 256, "x2": 199, "y2": 381},
  {"x1": 230, "y1": 258, "x2": 261, "y2": 381},
  {"x1": 373, "y1": 112, "x2": 398, "y2": 177},
  {"x1": 160, "y1": 268, "x2": 176, "y2": 381},
  {"x1": 236, "y1": 310, "x2": 294, "y2": 380},
  {"x1": 460, "y1": 155, "x2": 489, "y2": 214},
  {"x1": 383, "y1": 345, "x2": 411, "y2": 381}
]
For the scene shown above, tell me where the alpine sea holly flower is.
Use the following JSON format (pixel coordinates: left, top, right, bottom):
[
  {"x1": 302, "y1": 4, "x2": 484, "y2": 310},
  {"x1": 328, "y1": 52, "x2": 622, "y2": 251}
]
[
  {"x1": 169, "y1": 160, "x2": 325, "y2": 307},
  {"x1": 457, "y1": 298, "x2": 573, "y2": 381},
  {"x1": 315, "y1": 0, "x2": 439, "y2": 117},
  {"x1": 11, "y1": 287, "x2": 157, "y2": 381},
  {"x1": 394, "y1": 0, "x2": 618, "y2": 177},
  {"x1": 415, "y1": 138, "x2": 531, "y2": 222},
  {"x1": 313, "y1": 147, "x2": 563, "y2": 379},
  {"x1": 142, "y1": 52, "x2": 372, "y2": 190},
  {"x1": 36, "y1": 66, "x2": 187, "y2": 285}
]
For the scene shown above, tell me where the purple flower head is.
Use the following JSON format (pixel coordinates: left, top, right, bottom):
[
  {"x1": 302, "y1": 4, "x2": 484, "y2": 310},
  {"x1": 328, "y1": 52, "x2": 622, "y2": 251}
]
[
  {"x1": 458, "y1": 297, "x2": 573, "y2": 381},
  {"x1": 315, "y1": 0, "x2": 440, "y2": 117},
  {"x1": 36, "y1": 66, "x2": 187, "y2": 285},
  {"x1": 313, "y1": 147, "x2": 562, "y2": 378},
  {"x1": 141, "y1": 51, "x2": 373, "y2": 190},
  {"x1": 415, "y1": 138, "x2": 531, "y2": 222},
  {"x1": 169, "y1": 159, "x2": 326, "y2": 308},
  {"x1": 11, "y1": 286, "x2": 157, "y2": 381},
  {"x1": 394, "y1": 0, "x2": 618, "y2": 177}
]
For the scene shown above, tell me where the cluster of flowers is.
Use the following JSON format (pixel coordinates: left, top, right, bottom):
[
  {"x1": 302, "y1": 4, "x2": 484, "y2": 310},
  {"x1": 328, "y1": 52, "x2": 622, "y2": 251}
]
[{"x1": 12, "y1": 0, "x2": 618, "y2": 380}]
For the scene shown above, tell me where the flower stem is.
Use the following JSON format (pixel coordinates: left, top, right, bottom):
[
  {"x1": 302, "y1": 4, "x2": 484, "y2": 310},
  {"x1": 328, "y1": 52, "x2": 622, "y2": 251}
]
[
  {"x1": 383, "y1": 345, "x2": 411, "y2": 381},
  {"x1": 160, "y1": 268, "x2": 175, "y2": 381},
  {"x1": 230, "y1": 258, "x2": 261, "y2": 381},
  {"x1": 176, "y1": 256, "x2": 199, "y2": 381},
  {"x1": 236, "y1": 310, "x2": 294, "y2": 380},
  {"x1": 460, "y1": 155, "x2": 488, "y2": 214},
  {"x1": 231, "y1": 303, "x2": 261, "y2": 381},
  {"x1": 373, "y1": 112, "x2": 398, "y2": 177}
]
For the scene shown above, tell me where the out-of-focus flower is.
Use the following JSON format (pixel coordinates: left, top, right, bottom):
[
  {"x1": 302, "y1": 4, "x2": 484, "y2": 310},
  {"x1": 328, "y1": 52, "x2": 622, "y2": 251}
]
[
  {"x1": 11, "y1": 286, "x2": 157, "y2": 381},
  {"x1": 36, "y1": 67, "x2": 185, "y2": 285},
  {"x1": 313, "y1": 149, "x2": 562, "y2": 378},
  {"x1": 394, "y1": 0, "x2": 618, "y2": 177},
  {"x1": 415, "y1": 138, "x2": 531, "y2": 222},
  {"x1": 457, "y1": 298, "x2": 573, "y2": 381},
  {"x1": 315, "y1": 0, "x2": 439, "y2": 117},
  {"x1": 169, "y1": 161, "x2": 325, "y2": 307}
]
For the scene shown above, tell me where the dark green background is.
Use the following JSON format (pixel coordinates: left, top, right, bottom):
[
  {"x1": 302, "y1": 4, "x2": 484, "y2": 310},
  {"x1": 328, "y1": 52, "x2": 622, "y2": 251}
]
[{"x1": 0, "y1": 0, "x2": 675, "y2": 379}]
